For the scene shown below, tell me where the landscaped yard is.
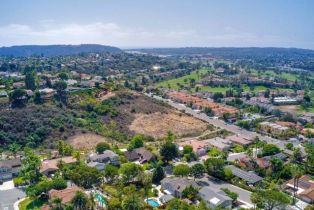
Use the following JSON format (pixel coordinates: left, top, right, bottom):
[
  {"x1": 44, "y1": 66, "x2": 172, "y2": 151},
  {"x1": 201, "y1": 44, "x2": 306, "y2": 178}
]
[{"x1": 19, "y1": 198, "x2": 46, "y2": 210}]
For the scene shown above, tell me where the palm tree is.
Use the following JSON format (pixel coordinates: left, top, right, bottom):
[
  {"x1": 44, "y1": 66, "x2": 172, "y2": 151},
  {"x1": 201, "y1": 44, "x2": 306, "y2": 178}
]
[
  {"x1": 52, "y1": 197, "x2": 63, "y2": 210},
  {"x1": 89, "y1": 193, "x2": 96, "y2": 210},
  {"x1": 72, "y1": 191, "x2": 89, "y2": 210},
  {"x1": 72, "y1": 151, "x2": 81, "y2": 163},
  {"x1": 291, "y1": 165, "x2": 303, "y2": 204}
]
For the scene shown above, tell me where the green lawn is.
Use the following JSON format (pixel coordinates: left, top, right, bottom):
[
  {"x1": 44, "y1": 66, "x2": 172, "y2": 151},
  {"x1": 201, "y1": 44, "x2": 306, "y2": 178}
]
[
  {"x1": 267, "y1": 71, "x2": 297, "y2": 81},
  {"x1": 297, "y1": 105, "x2": 314, "y2": 113},
  {"x1": 157, "y1": 68, "x2": 211, "y2": 90},
  {"x1": 19, "y1": 198, "x2": 46, "y2": 210},
  {"x1": 157, "y1": 67, "x2": 297, "y2": 94},
  {"x1": 242, "y1": 85, "x2": 267, "y2": 92},
  {"x1": 251, "y1": 69, "x2": 298, "y2": 82},
  {"x1": 194, "y1": 86, "x2": 229, "y2": 93}
]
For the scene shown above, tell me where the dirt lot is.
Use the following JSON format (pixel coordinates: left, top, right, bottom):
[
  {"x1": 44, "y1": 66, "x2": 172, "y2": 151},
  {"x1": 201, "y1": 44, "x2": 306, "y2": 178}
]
[
  {"x1": 102, "y1": 91, "x2": 209, "y2": 140},
  {"x1": 67, "y1": 133, "x2": 111, "y2": 150},
  {"x1": 129, "y1": 112, "x2": 208, "y2": 139},
  {"x1": 98, "y1": 91, "x2": 115, "y2": 101},
  {"x1": 275, "y1": 105, "x2": 299, "y2": 112}
]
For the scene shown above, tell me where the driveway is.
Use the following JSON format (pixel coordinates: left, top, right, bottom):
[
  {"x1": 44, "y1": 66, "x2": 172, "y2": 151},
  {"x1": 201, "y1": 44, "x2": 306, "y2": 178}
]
[
  {"x1": 0, "y1": 180, "x2": 15, "y2": 191},
  {"x1": 227, "y1": 152, "x2": 247, "y2": 162},
  {"x1": 196, "y1": 175, "x2": 253, "y2": 208},
  {"x1": 0, "y1": 187, "x2": 26, "y2": 210}
]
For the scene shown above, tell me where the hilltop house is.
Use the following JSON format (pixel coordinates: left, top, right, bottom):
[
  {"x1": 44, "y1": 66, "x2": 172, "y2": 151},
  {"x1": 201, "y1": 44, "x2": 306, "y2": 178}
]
[
  {"x1": 88, "y1": 150, "x2": 120, "y2": 166},
  {"x1": 40, "y1": 157, "x2": 76, "y2": 176},
  {"x1": 39, "y1": 88, "x2": 56, "y2": 100},
  {"x1": 125, "y1": 147, "x2": 155, "y2": 163}
]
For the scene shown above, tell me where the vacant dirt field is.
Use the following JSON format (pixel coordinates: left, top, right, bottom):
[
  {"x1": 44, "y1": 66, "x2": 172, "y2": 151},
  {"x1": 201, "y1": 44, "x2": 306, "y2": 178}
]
[
  {"x1": 67, "y1": 133, "x2": 110, "y2": 150},
  {"x1": 129, "y1": 112, "x2": 208, "y2": 139},
  {"x1": 275, "y1": 105, "x2": 299, "y2": 112}
]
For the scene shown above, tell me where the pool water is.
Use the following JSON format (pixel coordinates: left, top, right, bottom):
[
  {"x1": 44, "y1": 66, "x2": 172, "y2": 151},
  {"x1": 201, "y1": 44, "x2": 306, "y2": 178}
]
[
  {"x1": 95, "y1": 193, "x2": 106, "y2": 207},
  {"x1": 147, "y1": 198, "x2": 160, "y2": 207}
]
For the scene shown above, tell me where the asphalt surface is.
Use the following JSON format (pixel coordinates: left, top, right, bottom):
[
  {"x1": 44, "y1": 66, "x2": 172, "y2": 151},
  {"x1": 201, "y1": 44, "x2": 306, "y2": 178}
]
[
  {"x1": 0, "y1": 188, "x2": 26, "y2": 210},
  {"x1": 149, "y1": 94, "x2": 304, "y2": 153}
]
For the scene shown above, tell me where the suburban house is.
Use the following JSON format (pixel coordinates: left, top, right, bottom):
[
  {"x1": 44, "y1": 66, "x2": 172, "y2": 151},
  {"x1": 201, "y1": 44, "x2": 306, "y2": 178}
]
[
  {"x1": 88, "y1": 150, "x2": 120, "y2": 166},
  {"x1": 39, "y1": 88, "x2": 56, "y2": 99},
  {"x1": 263, "y1": 153, "x2": 288, "y2": 162},
  {"x1": 12, "y1": 82, "x2": 25, "y2": 89},
  {"x1": 0, "y1": 90, "x2": 8, "y2": 98},
  {"x1": 87, "y1": 161, "x2": 106, "y2": 171},
  {"x1": 125, "y1": 147, "x2": 155, "y2": 163},
  {"x1": 198, "y1": 187, "x2": 232, "y2": 209},
  {"x1": 0, "y1": 159, "x2": 22, "y2": 181},
  {"x1": 161, "y1": 177, "x2": 198, "y2": 198},
  {"x1": 226, "y1": 134, "x2": 252, "y2": 146},
  {"x1": 259, "y1": 121, "x2": 289, "y2": 136},
  {"x1": 225, "y1": 165, "x2": 263, "y2": 185},
  {"x1": 40, "y1": 157, "x2": 76, "y2": 176},
  {"x1": 177, "y1": 139, "x2": 210, "y2": 156},
  {"x1": 239, "y1": 155, "x2": 270, "y2": 170},
  {"x1": 80, "y1": 80, "x2": 95, "y2": 88},
  {"x1": 204, "y1": 137, "x2": 232, "y2": 151},
  {"x1": 41, "y1": 185, "x2": 83, "y2": 210},
  {"x1": 159, "y1": 194, "x2": 175, "y2": 204},
  {"x1": 283, "y1": 175, "x2": 314, "y2": 204}
]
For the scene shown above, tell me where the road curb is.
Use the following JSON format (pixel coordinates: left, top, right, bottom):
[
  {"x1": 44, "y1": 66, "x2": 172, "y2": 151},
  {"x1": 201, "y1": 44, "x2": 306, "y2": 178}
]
[{"x1": 13, "y1": 197, "x2": 26, "y2": 210}]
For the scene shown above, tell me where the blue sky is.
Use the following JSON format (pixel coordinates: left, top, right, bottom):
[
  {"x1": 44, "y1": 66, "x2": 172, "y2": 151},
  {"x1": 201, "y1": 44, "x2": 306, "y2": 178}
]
[{"x1": 0, "y1": 0, "x2": 313, "y2": 49}]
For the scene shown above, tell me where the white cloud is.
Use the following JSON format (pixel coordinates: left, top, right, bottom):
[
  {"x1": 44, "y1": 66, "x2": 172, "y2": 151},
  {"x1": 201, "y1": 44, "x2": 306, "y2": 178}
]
[
  {"x1": 0, "y1": 21, "x2": 199, "y2": 47},
  {"x1": 0, "y1": 21, "x2": 309, "y2": 48}
]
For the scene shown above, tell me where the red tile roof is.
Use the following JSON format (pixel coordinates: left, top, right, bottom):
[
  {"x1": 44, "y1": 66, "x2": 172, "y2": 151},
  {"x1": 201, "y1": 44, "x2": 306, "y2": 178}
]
[{"x1": 48, "y1": 185, "x2": 82, "y2": 204}]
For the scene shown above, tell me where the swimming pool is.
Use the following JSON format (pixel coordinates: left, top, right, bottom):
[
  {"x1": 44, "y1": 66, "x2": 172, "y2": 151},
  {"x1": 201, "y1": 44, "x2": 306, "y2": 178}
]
[
  {"x1": 146, "y1": 198, "x2": 160, "y2": 207},
  {"x1": 94, "y1": 193, "x2": 106, "y2": 207}
]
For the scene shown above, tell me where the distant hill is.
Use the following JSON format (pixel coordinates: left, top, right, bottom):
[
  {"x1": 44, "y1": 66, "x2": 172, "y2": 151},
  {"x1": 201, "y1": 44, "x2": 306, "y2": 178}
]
[
  {"x1": 135, "y1": 47, "x2": 314, "y2": 58},
  {"x1": 0, "y1": 44, "x2": 122, "y2": 57}
]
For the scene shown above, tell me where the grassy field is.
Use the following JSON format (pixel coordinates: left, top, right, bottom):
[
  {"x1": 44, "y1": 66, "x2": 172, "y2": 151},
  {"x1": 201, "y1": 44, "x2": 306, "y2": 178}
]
[
  {"x1": 158, "y1": 68, "x2": 296, "y2": 94},
  {"x1": 250, "y1": 69, "x2": 298, "y2": 81},
  {"x1": 297, "y1": 105, "x2": 314, "y2": 113},
  {"x1": 194, "y1": 86, "x2": 229, "y2": 93},
  {"x1": 242, "y1": 85, "x2": 267, "y2": 92},
  {"x1": 157, "y1": 68, "x2": 211, "y2": 90}
]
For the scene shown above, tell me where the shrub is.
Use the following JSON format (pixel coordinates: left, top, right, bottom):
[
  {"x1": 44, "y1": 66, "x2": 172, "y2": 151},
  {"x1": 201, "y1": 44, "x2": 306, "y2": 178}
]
[
  {"x1": 13, "y1": 177, "x2": 27, "y2": 187},
  {"x1": 96, "y1": 142, "x2": 111, "y2": 154}
]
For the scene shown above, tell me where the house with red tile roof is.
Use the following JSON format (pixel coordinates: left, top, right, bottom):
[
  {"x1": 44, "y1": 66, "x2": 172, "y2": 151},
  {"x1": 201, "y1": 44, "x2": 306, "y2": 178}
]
[{"x1": 177, "y1": 139, "x2": 210, "y2": 156}]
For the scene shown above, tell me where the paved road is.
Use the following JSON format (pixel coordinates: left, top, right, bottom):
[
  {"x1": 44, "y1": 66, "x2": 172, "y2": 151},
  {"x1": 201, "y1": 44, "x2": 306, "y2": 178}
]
[
  {"x1": 149, "y1": 94, "x2": 304, "y2": 153},
  {"x1": 196, "y1": 175, "x2": 253, "y2": 208},
  {"x1": 0, "y1": 188, "x2": 26, "y2": 210}
]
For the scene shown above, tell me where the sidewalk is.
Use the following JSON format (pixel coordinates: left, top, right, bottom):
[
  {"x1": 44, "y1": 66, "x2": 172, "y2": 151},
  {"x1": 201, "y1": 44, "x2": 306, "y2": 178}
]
[{"x1": 13, "y1": 197, "x2": 26, "y2": 210}]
